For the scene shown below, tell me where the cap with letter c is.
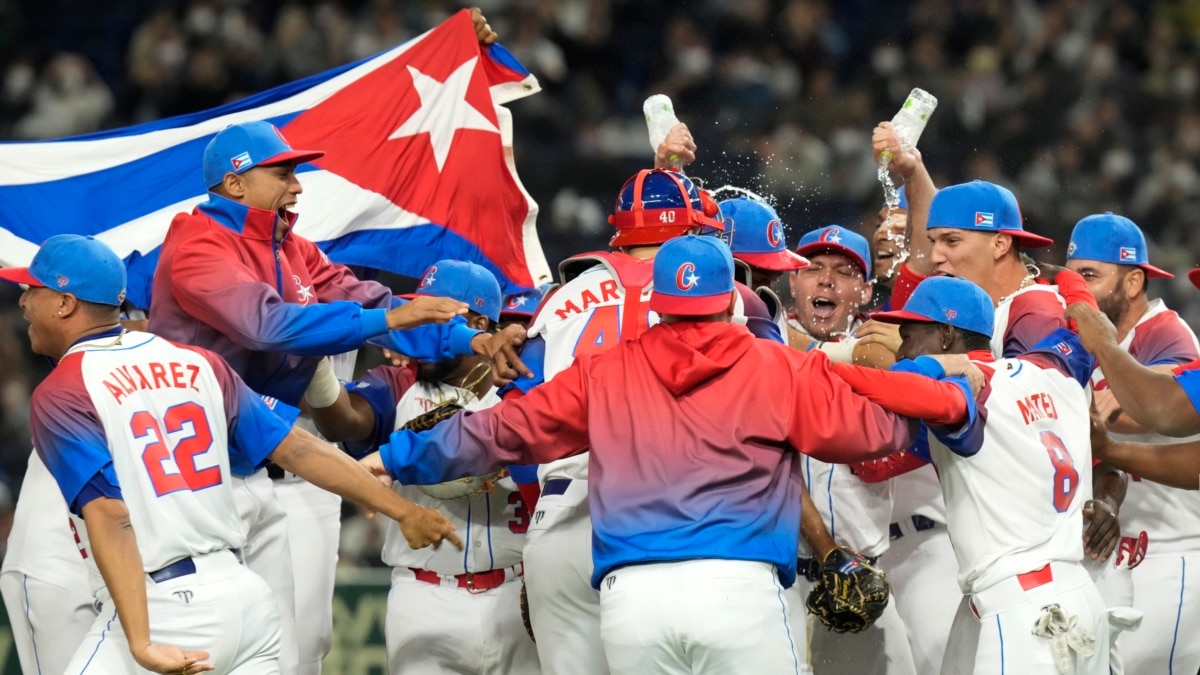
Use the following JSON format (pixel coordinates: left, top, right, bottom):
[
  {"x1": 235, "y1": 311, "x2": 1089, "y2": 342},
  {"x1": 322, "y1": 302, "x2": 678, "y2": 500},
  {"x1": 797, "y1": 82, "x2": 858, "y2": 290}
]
[{"x1": 650, "y1": 234, "x2": 736, "y2": 316}]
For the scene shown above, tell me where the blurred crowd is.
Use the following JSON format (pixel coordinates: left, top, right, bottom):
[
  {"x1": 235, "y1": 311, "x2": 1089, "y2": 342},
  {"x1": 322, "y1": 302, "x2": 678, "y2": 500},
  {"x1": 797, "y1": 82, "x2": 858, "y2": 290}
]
[{"x1": 2, "y1": 0, "x2": 1200, "y2": 562}]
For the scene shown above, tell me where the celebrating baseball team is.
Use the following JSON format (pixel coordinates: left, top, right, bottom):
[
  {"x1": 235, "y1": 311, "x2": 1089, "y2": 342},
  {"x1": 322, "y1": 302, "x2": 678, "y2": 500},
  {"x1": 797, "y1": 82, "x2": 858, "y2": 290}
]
[{"x1": 5, "y1": 7, "x2": 1200, "y2": 675}]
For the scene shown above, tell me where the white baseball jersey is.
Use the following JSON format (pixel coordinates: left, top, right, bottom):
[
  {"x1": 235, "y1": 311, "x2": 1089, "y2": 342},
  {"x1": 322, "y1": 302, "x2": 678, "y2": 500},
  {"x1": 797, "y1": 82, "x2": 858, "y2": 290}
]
[
  {"x1": 28, "y1": 329, "x2": 290, "y2": 573},
  {"x1": 381, "y1": 381, "x2": 527, "y2": 574},
  {"x1": 1, "y1": 449, "x2": 93, "y2": 586},
  {"x1": 521, "y1": 254, "x2": 660, "y2": 504},
  {"x1": 1095, "y1": 299, "x2": 1200, "y2": 555},
  {"x1": 931, "y1": 349, "x2": 1093, "y2": 594}
]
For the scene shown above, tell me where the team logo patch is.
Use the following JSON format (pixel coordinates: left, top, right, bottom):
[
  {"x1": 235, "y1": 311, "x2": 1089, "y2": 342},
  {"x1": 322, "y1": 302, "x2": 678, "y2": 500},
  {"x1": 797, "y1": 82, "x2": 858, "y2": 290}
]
[
  {"x1": 1053, "y1": 342, "x2": 1073, "y2": 356},
  {"x1": 474, "y1": 296, "x2": 485, "y2": 308},
  {"x1": 260, "y1": 395, "x2": 279, "y2": 410},
  {"x1": 819, "y1": 227, "x2": 842, "y2": 245},
  {"x1": 506, "y1": 294, "x2": 528, "y2": 309},
  {"x1": 944, "y1": 308, "x2": 957, "y2": 320},
  {"x1": 1067, "y1": 241, "x2": 1077, "y2": 256},
  {"x1": 766, "y1": 219, "x2": 784, "y2": 248},
  {"x1": 230, "y1": 151, "x2": 251, "y2": 171},
  {"x1": 1119, "y1": 246, "x2": 1137, "y2": 261},
  {"x1": 55, "y1": 275, "x2": 69, "y2": 288},
  {"x1": 675, "y1": 262, "x2": 700, "y2": 291},
  {"x1": 418, "y1": 265, "x2": 437, "y2": 289},
  {"x1": 975, "y1": 212, "x2": 995, "y2": 227}
]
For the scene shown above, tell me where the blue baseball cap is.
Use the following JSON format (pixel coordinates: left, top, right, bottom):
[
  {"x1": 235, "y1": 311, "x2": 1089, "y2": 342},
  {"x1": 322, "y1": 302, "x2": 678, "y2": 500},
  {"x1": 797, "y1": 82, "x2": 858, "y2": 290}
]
[
  {"x1": 500, "y1": 284, "x2": 551, "y2": 320},
  {"x1": 1067, "y1": 212, "x2": 1172, "y2": 279},
  {"x1": 203, "y1": 121, "x2": 325, "y2": 189},
  {"x1": 721, "y1": 197, "x2": 809, "y2": 272},
  {"x1": 872, "y1": 276, "x2": 994, "y2": 338},
  {"x1": 927, "y1": 180, "x2": 1053, "y2": 248},
  {"x1": 795, "y1": 225, "x2": 872, "y2": 276},
  {"x1": 649, "y1": 234, "x2": 736, "y2": 316},
  {"x1": 406, "y1": 260, "x2": 502, "y2": 322},
  {"x1": 0, "y1": 234, "x2": 127, "y2": 306}
]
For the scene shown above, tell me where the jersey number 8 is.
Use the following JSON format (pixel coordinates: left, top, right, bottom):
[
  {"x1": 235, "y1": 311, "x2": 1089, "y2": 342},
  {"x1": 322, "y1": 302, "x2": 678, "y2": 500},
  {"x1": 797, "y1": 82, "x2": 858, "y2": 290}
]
[
  {"x1": 1041, "y1": 430, "x2": 1079, "y2": 513},
  {"x1": 132, "y1": 402, "x2": 222, "y2": 497}
]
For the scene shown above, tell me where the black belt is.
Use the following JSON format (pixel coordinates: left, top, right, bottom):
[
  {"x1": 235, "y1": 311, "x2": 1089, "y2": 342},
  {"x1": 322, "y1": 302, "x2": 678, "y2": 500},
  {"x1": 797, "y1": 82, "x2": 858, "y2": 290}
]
[
  {"x1": 797, "y1": 553, "x2": 879, "y2": 582},
  {"x1": 889, "y1": 514, "x2": 939, "y2": 540},
  {"x1": 542, "y1": 478, "x2": 572, "y2": 496},
  {"x1": 149, "y1": 549, "x2": 243, "y2": 584}
]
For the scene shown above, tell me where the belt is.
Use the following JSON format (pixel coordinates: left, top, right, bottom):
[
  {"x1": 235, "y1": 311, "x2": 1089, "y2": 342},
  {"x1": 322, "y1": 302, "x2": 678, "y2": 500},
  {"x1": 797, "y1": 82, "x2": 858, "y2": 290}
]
[
  {"x1": 797, "y1": 553, "x2": 879, "y2": 582},
  {"x1": 889, "y1": 514, "x2": 938, "y2": 540},
  {"x1": 542, "y1": 478, "x2": 572, "y2": 496},
  {"x1": 970, "y1": 563, "x2": 1055, "y2": 619},
  {"x1": 408, "y1": 562, "x2": 524, "y2": 593},
  {"x1": 149, "y1": 549, "x2": 243, "y2": 584}
]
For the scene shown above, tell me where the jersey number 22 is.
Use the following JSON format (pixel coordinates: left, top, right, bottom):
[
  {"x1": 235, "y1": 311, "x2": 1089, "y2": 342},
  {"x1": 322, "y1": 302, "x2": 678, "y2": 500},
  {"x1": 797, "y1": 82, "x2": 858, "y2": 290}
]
[{"x1": 132, "y1": 402, "x2": 222, "y2": 497}]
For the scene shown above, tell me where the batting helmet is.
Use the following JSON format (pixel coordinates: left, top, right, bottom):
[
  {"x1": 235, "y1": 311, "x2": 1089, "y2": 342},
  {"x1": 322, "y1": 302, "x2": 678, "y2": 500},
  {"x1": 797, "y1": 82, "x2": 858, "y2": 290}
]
[{"x1": 608, "y1": 168, "x2": 725, "y2": 248}]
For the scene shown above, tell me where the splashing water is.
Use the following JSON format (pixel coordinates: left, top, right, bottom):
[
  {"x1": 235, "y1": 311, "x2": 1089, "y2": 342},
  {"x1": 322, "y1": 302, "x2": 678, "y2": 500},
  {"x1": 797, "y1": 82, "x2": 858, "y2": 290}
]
[{"x1": 709, "y1": 184, "x2": 772, "y2": 204}]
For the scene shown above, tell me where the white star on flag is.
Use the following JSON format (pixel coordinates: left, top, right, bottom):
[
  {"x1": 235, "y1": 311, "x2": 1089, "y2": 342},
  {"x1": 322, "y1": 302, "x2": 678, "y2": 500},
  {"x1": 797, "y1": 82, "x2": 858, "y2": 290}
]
[
  {"x1": 389, "y1": 57, "x2": 500, "y2": 172},
  {"x1": 685, "y1": 271, "x2": 701, "y2": 287}
]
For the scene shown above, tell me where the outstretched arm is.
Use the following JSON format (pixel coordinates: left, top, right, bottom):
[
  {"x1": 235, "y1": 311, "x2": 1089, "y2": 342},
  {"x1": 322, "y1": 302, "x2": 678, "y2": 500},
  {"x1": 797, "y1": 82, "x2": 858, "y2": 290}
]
[{"x1": 873, "y1": 122, "x2": 938, "y2": 277}]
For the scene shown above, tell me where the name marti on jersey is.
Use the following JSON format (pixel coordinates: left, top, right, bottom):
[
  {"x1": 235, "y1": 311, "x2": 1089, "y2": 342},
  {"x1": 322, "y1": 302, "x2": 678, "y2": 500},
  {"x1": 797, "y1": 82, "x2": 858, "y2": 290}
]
[{"x1": 101, "y1": 360, "x2": 204, "y2": 404}]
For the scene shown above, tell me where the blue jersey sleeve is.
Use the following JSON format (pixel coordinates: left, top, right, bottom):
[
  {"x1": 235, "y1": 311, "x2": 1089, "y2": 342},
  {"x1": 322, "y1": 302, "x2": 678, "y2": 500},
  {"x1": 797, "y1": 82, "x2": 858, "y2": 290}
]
[
  {"x1": 498, "y1": 335, "x2": 547, "y2": 397},
  {"x1": 366, "y1": 300, "x2": 481, "y2": 361},
  {"x1": 30, "y1": 356, "x2": 118, "y2": 512},
  {"x1": 1023, "y1": 328, "x2": 1094, "y2": 387},
  {"x1": 889, "y1": 356, "x2": 981, "y2": 457},
  {"x1": 341, "y1": 368, "x2": 405, "y2": 457},
  {"x1": 1176, "y1": 368, "x2": 1200, "y2": 416},
  {"x1": 72, "y1": 471, "x2": 124, "y2": 515}
]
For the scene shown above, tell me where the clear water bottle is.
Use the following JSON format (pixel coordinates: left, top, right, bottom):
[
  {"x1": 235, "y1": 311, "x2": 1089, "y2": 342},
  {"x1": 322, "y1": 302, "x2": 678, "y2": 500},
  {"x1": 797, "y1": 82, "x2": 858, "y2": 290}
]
[
  {"x1": 889, "y1": 88, "x2": 938, "y2": 154},
  {"x1": 644, "y1": 94, "x2": 681, "y2": 168}
]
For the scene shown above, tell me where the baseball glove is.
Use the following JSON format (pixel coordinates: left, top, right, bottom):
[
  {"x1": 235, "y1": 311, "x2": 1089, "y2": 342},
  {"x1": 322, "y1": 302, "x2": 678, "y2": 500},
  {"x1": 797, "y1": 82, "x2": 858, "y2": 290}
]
[
  {"x1": 401, "y1": 402, "x2": 502, "y2": 499},
  {"x1": 520, "y1": 581, "x2": 535, "y2": 642},
  {"x1": 805, "y1": 546, "x2": 890, "y2": 634}
]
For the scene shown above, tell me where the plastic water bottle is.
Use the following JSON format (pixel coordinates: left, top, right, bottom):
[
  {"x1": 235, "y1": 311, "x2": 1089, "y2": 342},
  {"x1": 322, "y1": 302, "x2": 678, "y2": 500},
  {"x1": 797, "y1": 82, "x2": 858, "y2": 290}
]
[
  {"x1": 644, "y1": 94, "x2": 681, "y2": 168},
  {"x1": 890, "y1": 88, "x2": 938, "y2": 153},
  {"x1": 879, "y1": 88, "x2": 937, "y2": 207}
]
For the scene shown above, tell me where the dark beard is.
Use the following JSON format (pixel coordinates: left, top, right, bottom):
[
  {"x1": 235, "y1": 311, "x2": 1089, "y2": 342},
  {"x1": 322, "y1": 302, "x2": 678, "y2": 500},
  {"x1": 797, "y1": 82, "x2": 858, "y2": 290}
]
[
  {"x1": 417, "y1": 358, "x2": 462, "y2": 384},
  {"x1": 1096, "y1": 286, "x2": 1129, "y2": 327}
]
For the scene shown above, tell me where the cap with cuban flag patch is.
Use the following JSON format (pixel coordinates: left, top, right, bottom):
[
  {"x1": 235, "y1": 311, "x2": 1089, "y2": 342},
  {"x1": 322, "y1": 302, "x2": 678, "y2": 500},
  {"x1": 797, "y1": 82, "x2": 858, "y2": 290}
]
[
  {"x1": 202, "y1": 120, "x2": 326, "y2": 189},
  {"x1": 1067, "y1": 212, "x2": 1173, "y2": 279},
  {"x1": 927, "y1": 180, "x2": 1054, "y2": 248}
]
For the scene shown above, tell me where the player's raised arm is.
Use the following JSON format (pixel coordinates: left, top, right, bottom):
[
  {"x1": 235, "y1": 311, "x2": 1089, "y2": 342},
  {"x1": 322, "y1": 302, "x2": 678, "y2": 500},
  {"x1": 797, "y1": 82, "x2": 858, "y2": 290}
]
[
  {"x1": 1069, "y1": 302, "x2": 1200, "y2": 436},
  {"x1": 873, "y1": 121, "x2": 937, "y2": 278}
]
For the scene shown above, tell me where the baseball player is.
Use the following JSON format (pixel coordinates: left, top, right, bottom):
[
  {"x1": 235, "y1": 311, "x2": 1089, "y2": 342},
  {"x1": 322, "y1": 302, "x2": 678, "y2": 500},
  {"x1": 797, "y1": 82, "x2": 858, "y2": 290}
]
[
  {"x1": 1065, "y1": 213, "x2": 1200, "y2": 673},
  {"x1": 870, "y1": 187, "x2": 908, "y2": 308},
  {"x1": 0, "y1": 450, "x2": 98, "y2": 675},
  {"x1": 498, "y1": 285, "x2": 550, "y2": 330},
  {"x1": 723, "y1": 195, "x2": 809, "y2": 334},
  {"x1": 2, "y1": 234, "x2": 459, "y2": 673},
  {"x1": 497, "y1": 158, "x2": 787, "y2": 673},
  {"x1": 149, "y1": 120, "x2": 527, "y2": 672},
  {"x1": 364, "y1": 234, "x2": 927, "y2": 675},
  {"x1": 306, "y1": 260, "x2": 539, "y2": 675},
  {"x1": 781, "y1": 225, "x2": 915, "y2": 675},
  {"x1": 846, "y1": 275, "x2": 1109, "y2": 674}
]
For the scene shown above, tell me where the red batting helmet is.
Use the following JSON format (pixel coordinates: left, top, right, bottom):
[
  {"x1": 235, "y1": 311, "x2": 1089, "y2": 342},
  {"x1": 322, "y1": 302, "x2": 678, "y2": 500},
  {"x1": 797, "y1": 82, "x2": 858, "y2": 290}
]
[{"x1": 608, "y1": 168, "x2": 725, "y2": 248}]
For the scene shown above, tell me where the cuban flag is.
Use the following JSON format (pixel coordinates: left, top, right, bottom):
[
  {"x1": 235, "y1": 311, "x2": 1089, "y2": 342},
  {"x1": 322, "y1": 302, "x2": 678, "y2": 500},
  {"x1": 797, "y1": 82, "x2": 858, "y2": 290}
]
[
  {"x1": 0, "y1": 10, "x2": 550, "y2": 308},
  {"x1": 1119, "y1": 246, "x2": 1137, "y2": 262}
]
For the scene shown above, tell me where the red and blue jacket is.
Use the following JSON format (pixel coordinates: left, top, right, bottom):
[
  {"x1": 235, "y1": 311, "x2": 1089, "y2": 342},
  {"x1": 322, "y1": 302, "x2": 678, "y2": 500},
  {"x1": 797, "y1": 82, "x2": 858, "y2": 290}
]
[{"x1": 149, "y1": 194, "x2": 480, "y2": 406}]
